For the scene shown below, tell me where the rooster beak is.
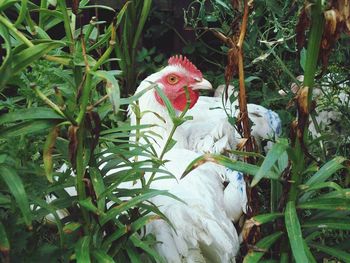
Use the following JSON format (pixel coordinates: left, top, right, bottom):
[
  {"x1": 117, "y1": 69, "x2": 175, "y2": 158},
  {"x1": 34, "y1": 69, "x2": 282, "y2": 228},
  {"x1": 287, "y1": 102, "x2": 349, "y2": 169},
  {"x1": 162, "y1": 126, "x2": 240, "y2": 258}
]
[{"x1": 192, "y1": 78, "x2": 212, "y2": 90}]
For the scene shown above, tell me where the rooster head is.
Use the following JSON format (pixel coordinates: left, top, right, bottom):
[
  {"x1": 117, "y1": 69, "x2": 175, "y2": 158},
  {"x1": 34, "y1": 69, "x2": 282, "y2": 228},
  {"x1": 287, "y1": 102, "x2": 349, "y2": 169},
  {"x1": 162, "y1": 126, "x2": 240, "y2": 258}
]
[{"x1": 153, "y1": 55, "x2": 212, "y2": 111}]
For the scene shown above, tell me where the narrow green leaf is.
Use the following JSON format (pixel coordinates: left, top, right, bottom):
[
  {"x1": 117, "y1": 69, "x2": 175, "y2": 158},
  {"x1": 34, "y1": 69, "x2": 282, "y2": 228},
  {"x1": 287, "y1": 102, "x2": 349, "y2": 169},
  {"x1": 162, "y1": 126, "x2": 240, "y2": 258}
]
[
  {"x1": 12, "y1": 41, "x2": 64, "y2": 74},
  {"x1": 250, "y1": 213, "x2": 284, "y2": 225},
  {"x1": 43, "y1": 126, "x2": 59, "y2": 182},
  {"x1": 0, "y1": 107, "x2": 63, "y2": 125},
  {"x1": 0, "y1": 119, "x2": 59, "y2": 137},
  {"x1": 0, "y1": 221, "x2": 10, "y2": 253},
  {"x1": 75, "y1": 236, "x2": 91, "y2": 263},
  {"x1": 92, "y1": 70, "x2": 120, "y2": 114},
  {"x1": 243, "y1": 231, "x2": 283, "y2": 263},
  {"x1": 14, "y1": 0, "x2": 28, "y2": 26},
  {"x1": 126, "y1": 247, "x2": 142, "y2": 263},
  {"x1": 0, "y1": 165, "x2": 32, "y2": 228},
  {"x1": 251, "y1": 138, "x2": 288, "y2": 187},
  {"x1": 306, "y1": 156, "x2": 346, "y2": 186},
  {"x1": 89, "y1": 167, "x2": 106, "y2": 211},
  {"x1": 303, "y1": 218, "x2": 350, "y2": 230},
  {"x1": 101, "y1": 190, "x2": 169, "y2": 225},
  {"x1": 300, "y1": 156, "x2": 346, "y2": 201},
  {"x1": 0, "y1": 23, "x2": 12, "y2": 89},
  {"x1": 299, "y1": 181, "x2": 343, "y2": 193},
  {"x1": 79, "y1": 197, "x2": 103, "y2": 215},
  {"x1": 182, "y1": 153, "x2": 279, "y2": 180},
  {"x1": 285, "y1": 201, "x2": 308, "y2": 263},
  {"x1": 303, "y1": 240, "x2": 317, "y2": 263},
  {"x1": 130, "y1": 234, "x2": 166, "y2": 263},
  {"x1": 103, "y1": 215, "x2": 161, "y2": 247},
  {"x1": 309, "y1": 243, "x2": 350, "y2": 262},
  {"x1": 132, "y1": 0, "x2": 152, "y2": 49},
  {"x1": 120, "y1": 83, "x2": 157, "y2": 105},
  {"x1": 298, "y1": 198, "x2": 350, "y2": 211},
  {"x1": 154, "y1": 85, "x2": 176, "y2": 119},
  {"x1": 0, "y1": 0, "x2": 18, "y2": 11},
  {"x1": 92, "y1": 249, "x2": 115, "y2": 263}
]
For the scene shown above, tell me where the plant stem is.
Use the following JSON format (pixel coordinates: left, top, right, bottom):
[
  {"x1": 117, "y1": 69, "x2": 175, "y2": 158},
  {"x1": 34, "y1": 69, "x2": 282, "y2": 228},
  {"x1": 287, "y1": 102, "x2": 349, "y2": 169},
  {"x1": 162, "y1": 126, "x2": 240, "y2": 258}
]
[
  {"x1": 57, "y1": 0, "x2": 74, "y2": 53},
  {"x1": 303, "y1": 0, "x2": 324, "y2": 107},
  {"x1": 31, "y1": 85, "x2": 65, "y2": 117},
  {"x1": 0, "y1": 14, "x2": 34, "y2": 47},
  {"x1": 39, "y1": 0, "x2": 47, "y2": 28}
]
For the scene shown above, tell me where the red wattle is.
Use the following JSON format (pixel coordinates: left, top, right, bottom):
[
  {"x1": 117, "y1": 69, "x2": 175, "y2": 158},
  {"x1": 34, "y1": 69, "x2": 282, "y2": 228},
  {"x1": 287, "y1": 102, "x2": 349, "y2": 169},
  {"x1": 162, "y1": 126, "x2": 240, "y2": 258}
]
[
  {"x1": 154, "y1": 89, "x2": 199, "y2": 111},
  {"x1": 173, "y1": 89, "x2": 199, "y2": 111}
]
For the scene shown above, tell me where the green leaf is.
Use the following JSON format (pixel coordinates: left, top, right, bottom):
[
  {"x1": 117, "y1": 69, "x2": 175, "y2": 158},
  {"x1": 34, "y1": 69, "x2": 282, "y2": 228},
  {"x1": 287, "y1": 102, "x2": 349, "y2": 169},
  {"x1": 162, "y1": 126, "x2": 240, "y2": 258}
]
[
  {"x1": 249, "y1": 212, "x2": 283, "y2": 226},
  {"x1": 79, "y1": 197, "x2": 103, "y2": 215},
  {"x1": 120, "y1": 83, "x2": 157, "y2": 105},
  {"x1": 126, "y1": 246, "x2": 142, "y2": 263},
  {"x1": 182, "y1": 153, "x2": 279, "y2": 180},
  {"x1": 251, "y1": 138, "x2": 288, "y2": 187},
  {"x1": 43, "y1": 126, "x2": 59, "y2": 182},
  {"x1": 298, "y1": 198, "x2": 350, "y2": 211},
  {"x1": 243, "y1": 231, "x2": 283, "y2": 263},
  {"x1": 101, "y1": 190, "x2": 171, "y2": 225},
  {"x1": 302, "y1": 218, "x2": 350, "y2": 230},
  {"x1": 0, "y1": 23, "x2": 12, "y2": 89},
  {"x1": 92, "y1": 249, "x2": 115, "y2": 263},
  {"x1": 154, "y1": 85, "x2": 176, "y2": 119},
  {"x1": 285, "y1": 201, "x2": 308, "y2": 263},
  {"x1": 132, "y1": 0, "x2": 152, "y2": 50},
  {"x1": 0, "y1": 119, "x2": 59, "y2": 137},
  {"x1": 75, "y1": 236, "x2": 91, "y2": 263},
  {"x1": 303, "y1": 240, "x2": 317, "y2": 263},
  {"x1": 12, "y1": 41, "x2": 64, "y2": 74},
  {"x1": 93, "y1": 70, "x2": 120, "y2": 114},
  {"x1": 0, "y1": 221, "x2": 10, "y2": 254},
  {"x1": 14, "y1": 0, "x2": 28, "y2": 26},
  {"x1": 0, "y1": 107, "x2": 63, "y2": 125},
  {"x1": 103, "y1": 215, "x2": 161, "y2": 247},
  {"x1": 300, "y1": 48, "x2": 307, "y2": 71},
  {"x1": 299, "y1": 182, "x2": 343, "y2": 193},
  {"x1": 306, "y1": 156, "x2": 345, "y2": 186},
  {"x1": 130, "y1": 234, "x2": 166, "y2": 263},
  {"x1": 0, "y1": 165, "x2": 32, "y2": 228},
  {"x1": 309, "y1": 243, "x2": 350, "y2": 262},
  {"x1": 0, "y1": 0, "x2": 18, "y2": 11},
  {"x1": 89, "y1": 167, "x2": 106, "y2": 211}
]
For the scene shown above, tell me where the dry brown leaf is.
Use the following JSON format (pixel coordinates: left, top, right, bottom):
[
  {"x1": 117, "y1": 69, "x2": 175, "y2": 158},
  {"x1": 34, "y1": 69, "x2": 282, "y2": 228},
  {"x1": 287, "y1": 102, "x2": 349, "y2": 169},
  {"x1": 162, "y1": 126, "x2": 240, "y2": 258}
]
[
  {"x1": 296, "y1": 7, "x2": 310, "y2": 52},
  {"x1": 68, "y1": 125, "x2": 79, "y2": 169}
]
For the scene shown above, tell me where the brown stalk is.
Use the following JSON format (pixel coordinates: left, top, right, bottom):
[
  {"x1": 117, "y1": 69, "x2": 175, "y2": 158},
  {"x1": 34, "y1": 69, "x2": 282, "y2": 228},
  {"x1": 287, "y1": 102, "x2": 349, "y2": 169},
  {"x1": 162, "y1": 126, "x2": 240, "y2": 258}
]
[{"x1": 233, "y1": 0, "x2": 261, "y2": 248}]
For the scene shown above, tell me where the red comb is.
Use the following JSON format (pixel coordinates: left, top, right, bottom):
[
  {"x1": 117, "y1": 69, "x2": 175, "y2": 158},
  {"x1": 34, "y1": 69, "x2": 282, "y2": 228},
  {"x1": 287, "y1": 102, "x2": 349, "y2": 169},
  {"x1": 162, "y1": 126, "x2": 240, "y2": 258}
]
[{"x1": 168, "y1": 55, "x2": 202, "y2": 79}]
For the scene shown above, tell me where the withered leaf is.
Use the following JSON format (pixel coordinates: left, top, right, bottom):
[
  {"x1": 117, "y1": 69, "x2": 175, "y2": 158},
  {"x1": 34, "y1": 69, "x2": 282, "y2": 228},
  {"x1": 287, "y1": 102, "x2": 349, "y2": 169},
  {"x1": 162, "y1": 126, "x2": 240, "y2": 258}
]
[
  {"x1": 295, "y1": 7, "x2": 310, "y2": 53},
  {"x1": 43, "y1": 126, "x2": 59, "y2": 182},
  {"x1": 68, "y1": 125, "x2": 79, "y2": 169}
]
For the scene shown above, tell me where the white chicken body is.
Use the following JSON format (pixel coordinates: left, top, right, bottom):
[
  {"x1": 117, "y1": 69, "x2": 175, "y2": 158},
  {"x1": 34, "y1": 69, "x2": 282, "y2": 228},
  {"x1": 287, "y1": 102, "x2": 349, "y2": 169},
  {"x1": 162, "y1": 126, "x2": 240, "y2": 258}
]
[
  {"x1": 126, "y1": 56, "x2": 247, "y2": 262},
  {"x1": 108, "y1": 149, "x2": 243, "y2": 263}
]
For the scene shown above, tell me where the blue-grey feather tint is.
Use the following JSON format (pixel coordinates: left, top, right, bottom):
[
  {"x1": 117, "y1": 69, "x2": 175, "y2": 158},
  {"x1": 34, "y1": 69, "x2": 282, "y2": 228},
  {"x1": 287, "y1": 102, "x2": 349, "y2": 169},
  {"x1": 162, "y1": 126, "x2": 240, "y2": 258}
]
[{"x1": 266, "y1": 109, "x2": 282, "y2": 136}]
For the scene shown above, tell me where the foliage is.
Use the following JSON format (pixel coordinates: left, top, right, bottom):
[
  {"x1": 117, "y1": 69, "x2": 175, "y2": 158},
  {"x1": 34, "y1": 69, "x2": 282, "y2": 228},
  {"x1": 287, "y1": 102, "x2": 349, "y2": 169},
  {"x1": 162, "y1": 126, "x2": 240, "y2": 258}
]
[
  {"x1": 184, "y1": 0, "x2": 350, "y2": 262},
  {"x1": 0, "y1": 0, "x2": 349, "y2": 262},
  {"x1": 0, "y1": 0, "x2": 173, "y2": 262}
]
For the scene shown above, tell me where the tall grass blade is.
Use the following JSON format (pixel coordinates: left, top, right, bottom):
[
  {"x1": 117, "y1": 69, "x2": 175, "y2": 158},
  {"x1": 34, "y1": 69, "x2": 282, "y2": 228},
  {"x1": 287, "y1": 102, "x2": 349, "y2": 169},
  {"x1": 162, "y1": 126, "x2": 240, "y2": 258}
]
[
  {"x1": 285, "y1": 201, "x2": 308, "y2": 262},
  {"x1": 0, "y1": 165, "x2": 32, "y2": 228},
  {"x1": 251, "y1": 138, "x2": 288, "y2": 187}
]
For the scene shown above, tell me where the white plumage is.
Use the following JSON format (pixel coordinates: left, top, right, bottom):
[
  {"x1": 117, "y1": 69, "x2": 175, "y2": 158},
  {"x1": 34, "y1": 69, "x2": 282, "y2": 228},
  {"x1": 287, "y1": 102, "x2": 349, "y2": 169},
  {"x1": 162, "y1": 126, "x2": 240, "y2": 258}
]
[{"x1": 126, "y1": 56, "x2": 247, "y2": 262}]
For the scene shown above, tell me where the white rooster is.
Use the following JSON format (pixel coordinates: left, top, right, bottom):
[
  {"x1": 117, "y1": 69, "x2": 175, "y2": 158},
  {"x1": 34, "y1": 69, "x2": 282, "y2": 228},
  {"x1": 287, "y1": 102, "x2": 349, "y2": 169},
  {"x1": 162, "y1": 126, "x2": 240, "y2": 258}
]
[
  {"x1": 122, "y1": 55, "x2": 247, "y2": 262},
  {"x1": 131, "y1": 55, "x2": 281, "y2": 156}
]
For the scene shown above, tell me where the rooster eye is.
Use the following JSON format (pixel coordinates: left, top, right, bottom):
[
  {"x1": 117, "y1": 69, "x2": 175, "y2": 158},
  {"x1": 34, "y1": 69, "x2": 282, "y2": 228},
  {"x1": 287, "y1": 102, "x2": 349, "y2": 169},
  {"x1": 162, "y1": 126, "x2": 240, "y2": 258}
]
[{"x1": 167, "y1": 74, "x2": 179, "y2": 85}]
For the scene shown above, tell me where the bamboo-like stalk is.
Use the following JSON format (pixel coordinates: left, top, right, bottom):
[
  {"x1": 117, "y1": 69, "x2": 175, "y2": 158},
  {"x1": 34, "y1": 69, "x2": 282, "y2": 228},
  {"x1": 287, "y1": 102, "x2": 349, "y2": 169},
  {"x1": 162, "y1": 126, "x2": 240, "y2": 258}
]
[{"x1": 288, "y1": 0, "x2": 324, "y2": 202}]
